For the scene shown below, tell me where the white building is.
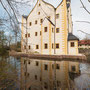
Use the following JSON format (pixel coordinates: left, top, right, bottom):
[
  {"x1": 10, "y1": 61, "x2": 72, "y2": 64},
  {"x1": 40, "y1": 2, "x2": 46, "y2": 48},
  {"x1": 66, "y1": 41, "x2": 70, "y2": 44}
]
[{"x1": 21, "y1": 0, "x2": 79, "y2": 55}]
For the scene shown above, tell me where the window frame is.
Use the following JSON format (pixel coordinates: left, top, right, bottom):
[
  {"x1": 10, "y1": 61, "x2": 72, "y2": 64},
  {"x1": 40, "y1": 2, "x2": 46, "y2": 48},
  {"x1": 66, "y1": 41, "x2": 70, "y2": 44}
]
[
  {"x1": 35, "y1": 32, "x2": 38, "y2": 36},
  {"x1": 29, "y1": 45, "x2": 31, "y2": 49},
  {"x1": 56, "y1": 43, "x2": 60, "y2": 49},
  {"x1": 56, "y1": 28, "x2": 60, "y2": 33},
  {"x1": 44, "y1": 64, "x2": 48, "y2": 70},
  {"x1": 35, "y1": 20, "x2": 37, "y2": 24},
  {"x1": 36, "y1": 45, "x2": 39, "y2": 49},
  {"x1": 44, "y1": 43, "x2": 48, "y2": 49},
  {"x1": 28, "y1": 33, "x2": 30, "y2": 37},
  {"x1": 44, "y1": 27, "x2": 48, "y2": 32},
  {"x1": 29, "y1": 22, "x2": 32, "y2": 26},
  {"x1": 38, "y1": 12, "x2": 40, "y2": 15},
  {"x1": 71, "y1": 42, "x2": 75, "y2": 47}
]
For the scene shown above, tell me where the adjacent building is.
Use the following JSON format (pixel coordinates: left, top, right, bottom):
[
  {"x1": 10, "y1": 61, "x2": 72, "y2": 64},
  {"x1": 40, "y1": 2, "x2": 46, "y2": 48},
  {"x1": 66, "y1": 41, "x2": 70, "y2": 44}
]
[
  {"x1": 21, "y1": 0, "x2": 79, "y2": 55},
  {"x1": 78, "y1": 40, "x2": 90, "y2": 49}
]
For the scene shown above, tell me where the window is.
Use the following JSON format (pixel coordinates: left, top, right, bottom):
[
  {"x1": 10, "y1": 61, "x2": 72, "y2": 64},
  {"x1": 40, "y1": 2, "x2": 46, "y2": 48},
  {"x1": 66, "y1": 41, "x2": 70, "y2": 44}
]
[
  {"x1": 40, "y1": 31, "x2": 42, "y2": 35},
  {"x1": 39, "y1": 4, "x2": 41, "y2": 6},
  {"x1": 44, "y1": 43, "x2": 48, "y2": 49},
  {"x1": 27, "y1": 73, "x2": 29, "y2": 77},
  {"x1": 52, "y1": 43, "x2": 54, "y2": 49},
  {"x1": 56, "y1": 44, "x2": 59, "y2": 49},
  {"x1": 44, "y1": 27, "x2": 48, "y2": 32},
  {"x1": 35, "y1": 20, "x2": 37, "y2": 24},
  {"x1": 36, "y1": 61, "x2": 39, "y2": 66},
  {"x1": 57, "y1": 81, "x2": 61, "y2": 87},
  {"x1": 28, "y1": 33, "x2": 30, "y2": 37},
  {"x1": 40, "y1": 77, "x2": 42, "y2": 81},
  {"x1": 35, "y1": 75, "x2": 37, "y2": 80},
  {"x1": 29, "y1": 22, "x2": 32, "y2": 26},
  {"x1": 71, "y1": 66, "x2": 76, "y2": 72},
  {"x1": 28, "y1": 87, "x2": 31, "y2": 90},
  {"x1": 44, "y1": 82, "x2": 48, "y2": 89},
  {"x1": 24, "y1": 46, "x2": 26, "y2": 49},
  {"x1": 29, "y1": 45, "x2": 31, "y2": 49},
  {"x1": 38, "y1": 12, "x2": 40, "y2": 15},
  {"x1": 24, "y1": 72, "x2": 26, "y2": 76},
  {"x1": 56, "y1": 64, "x2": 60, "y2": 69},
  {"x1": 24, "y1": 60, "x2": 26, "y2": 64},
  {"x1": 52, "y1": 28, "x2": 54, "y2": 33},
  {"x1": 25, "y1": 34, "x2": 27, "y2": 38},
  {"x1": 44, "y1": 64, "x2": 48, "y2": 70},
  {"x1": 36, "y1": 45, "x2": 39, "y2": 49},
  {"x1": 52, "y1": 64, "x2": 54, "y2": 69},
  {"x1": 35, "y1": 32, "x2": 38, "y2": 36},
  {"x1": 28, "y1": 61, "x2": 30, "y2": 64},
  {"x1": 40, "y1": 19, "x2": 43, "y2": 23},
  {"x1": 71, "y1": 42, "x2": 75, "y2": 47},
  {"x1": 56, "y1": 14, "x2": 59, "y2": 19},
  {"x1": 56, "y1": 28, "x2": 59, "y2": 33}
]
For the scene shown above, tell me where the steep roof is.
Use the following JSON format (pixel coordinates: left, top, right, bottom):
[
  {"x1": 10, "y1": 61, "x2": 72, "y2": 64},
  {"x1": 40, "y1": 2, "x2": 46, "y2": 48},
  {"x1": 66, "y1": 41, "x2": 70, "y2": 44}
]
[
  {"x1": 68, "y1": 33, "x2": 79, "y2": 41},
  {"x1": 22, "y1": 0, "x2": 64, "y2": 19}
]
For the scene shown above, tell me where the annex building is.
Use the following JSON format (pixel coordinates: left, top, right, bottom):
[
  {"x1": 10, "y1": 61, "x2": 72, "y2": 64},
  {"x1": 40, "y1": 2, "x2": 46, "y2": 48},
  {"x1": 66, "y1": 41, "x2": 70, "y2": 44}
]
[{"x1": 21, "y1": 0, "x2": 79, "y2": 55}]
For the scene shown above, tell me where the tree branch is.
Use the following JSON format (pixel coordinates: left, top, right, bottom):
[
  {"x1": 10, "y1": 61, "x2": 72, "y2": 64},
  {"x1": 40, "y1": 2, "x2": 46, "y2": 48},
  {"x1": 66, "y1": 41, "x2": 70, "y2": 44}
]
[
  {"x1": 76, "y1": 21, "x2": 90, "y2": 24},
  {"x1": 80, "y1": 0, "x2": 90, "y2": 14}
]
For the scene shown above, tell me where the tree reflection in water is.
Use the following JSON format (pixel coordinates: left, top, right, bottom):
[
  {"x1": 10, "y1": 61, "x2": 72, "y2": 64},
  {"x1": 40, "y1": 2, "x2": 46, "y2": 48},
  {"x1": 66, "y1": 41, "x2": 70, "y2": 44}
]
[{"x1": 0, "y1": 56, "x2": 20, "y2": 90}]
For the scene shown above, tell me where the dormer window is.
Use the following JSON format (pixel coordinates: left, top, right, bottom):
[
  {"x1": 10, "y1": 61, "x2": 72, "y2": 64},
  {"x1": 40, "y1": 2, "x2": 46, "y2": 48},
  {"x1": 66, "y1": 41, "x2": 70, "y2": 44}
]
[
  {"x1": 38, "y1": 12, "x2": 40, "y2": 15},
  {"x1": 39, "y1": 4, "x2": 41, "y2": 6},
  {"x1": 29, "y1": 22, "x2": 32, "y2": 26}
]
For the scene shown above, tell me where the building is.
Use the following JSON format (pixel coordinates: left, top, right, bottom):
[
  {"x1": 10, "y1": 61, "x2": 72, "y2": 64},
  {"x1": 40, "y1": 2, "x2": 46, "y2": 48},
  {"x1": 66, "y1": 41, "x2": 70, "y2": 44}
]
[
  {"x1": 21, "y1": 0, "x2": 79, "y2": 55},
  {"x1": 20, "y1": 58, "x2": 80, "y2": 90},
  {"x1": 78, "y1": 40, "x2": 90, "y2": 49}
]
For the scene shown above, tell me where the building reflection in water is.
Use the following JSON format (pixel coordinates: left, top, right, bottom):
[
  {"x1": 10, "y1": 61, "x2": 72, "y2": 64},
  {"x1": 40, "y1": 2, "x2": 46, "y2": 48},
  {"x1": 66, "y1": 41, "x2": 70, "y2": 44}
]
[{"x1": 20, "y1": 58, "x2": 80, "y2": 90}]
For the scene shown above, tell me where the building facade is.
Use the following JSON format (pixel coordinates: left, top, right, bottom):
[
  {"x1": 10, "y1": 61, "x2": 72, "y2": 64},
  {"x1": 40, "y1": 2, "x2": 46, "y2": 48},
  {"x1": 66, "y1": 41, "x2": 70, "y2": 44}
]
[
  {"x1": 21, "y1": 0, "x2": 79, "y2": 55},
  {"x1": 78, "y1": 40, "x2": 90, "y2": 49}
]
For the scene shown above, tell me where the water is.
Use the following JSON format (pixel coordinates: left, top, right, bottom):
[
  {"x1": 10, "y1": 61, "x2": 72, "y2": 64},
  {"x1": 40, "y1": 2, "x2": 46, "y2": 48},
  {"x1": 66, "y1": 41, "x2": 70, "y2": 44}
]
[{"x1": 0, "y1": 56, "x2": 90, "y2": 90}]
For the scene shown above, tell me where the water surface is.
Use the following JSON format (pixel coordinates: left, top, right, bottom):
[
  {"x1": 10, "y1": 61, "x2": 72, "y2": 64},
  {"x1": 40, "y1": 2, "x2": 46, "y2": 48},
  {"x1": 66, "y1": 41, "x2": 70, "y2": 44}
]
[{"x1": 0, "y1": 56, "x2": 90, "y2": 90}]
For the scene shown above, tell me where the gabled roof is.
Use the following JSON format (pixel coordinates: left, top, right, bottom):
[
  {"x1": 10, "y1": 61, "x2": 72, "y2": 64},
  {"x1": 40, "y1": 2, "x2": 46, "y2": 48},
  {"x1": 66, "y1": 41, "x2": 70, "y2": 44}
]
[
  {"x1": 22, "y1": 0, "x2": 64, "y2": 19},
  {"x1": 68, "y1": 33, "x2": 79, "y2": 41}
]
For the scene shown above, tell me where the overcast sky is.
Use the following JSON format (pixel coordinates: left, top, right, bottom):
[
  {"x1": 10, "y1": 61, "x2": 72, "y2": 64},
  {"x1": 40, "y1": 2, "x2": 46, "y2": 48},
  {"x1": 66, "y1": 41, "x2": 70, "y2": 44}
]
[{"x1": 0, "y1": 0, "x2": 90, "y2": 39}]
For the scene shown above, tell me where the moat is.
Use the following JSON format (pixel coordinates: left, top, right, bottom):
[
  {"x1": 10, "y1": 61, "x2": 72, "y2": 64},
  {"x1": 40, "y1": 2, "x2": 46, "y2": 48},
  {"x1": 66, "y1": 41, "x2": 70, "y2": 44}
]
[{"x1": 0, "y1": 56, "x2": 90, "y2": 90}]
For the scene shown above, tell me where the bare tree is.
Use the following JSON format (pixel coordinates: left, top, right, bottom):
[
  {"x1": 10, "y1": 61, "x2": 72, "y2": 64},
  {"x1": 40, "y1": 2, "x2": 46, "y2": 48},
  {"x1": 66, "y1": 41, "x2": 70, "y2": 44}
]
[{"x1": 0, "y1": 0, "x2": 35, "y2": 50}]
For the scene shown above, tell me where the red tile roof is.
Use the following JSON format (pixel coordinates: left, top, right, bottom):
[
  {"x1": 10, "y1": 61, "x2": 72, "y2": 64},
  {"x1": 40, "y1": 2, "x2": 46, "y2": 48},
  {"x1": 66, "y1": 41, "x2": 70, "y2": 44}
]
[{"x1": 79, "y1": 40, "x2": 90, "y2": 45}]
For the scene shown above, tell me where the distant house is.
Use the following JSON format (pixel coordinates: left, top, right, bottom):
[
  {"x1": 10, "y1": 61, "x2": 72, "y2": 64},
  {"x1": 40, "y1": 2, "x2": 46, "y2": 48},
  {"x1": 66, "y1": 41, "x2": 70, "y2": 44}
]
[
  {"x1": 78, "y1": 40, "x2": 90, "y2": 49},
  {"x1": 21, "y1": 0, "x2": 79, "y2": 55}
]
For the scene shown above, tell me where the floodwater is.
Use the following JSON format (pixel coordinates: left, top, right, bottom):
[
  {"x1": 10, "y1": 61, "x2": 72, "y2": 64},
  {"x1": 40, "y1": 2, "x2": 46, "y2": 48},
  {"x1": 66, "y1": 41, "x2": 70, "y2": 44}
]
[{"x1": 0, "y1": 56, "x2": 90, "y2": 90}]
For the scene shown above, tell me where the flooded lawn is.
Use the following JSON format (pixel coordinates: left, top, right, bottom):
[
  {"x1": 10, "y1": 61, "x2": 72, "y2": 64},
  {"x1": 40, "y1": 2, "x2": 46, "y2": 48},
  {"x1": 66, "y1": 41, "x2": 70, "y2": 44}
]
[{"x1": 0, "y1": 56, "x2": 90, "y2": 90}]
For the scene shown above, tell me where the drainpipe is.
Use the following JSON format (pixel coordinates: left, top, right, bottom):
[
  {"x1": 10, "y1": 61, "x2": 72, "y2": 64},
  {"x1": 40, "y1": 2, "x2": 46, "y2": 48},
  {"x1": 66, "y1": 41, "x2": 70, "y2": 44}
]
[
  {"x1": 54, "y1": 8, "x2": 56, "y2": 55},
  {"x1": 54, "y1": 8, "x2": 57, "y2": 90},
  {"x1": 26, "y1": 18, "x2": 28, "y2": 53}
]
